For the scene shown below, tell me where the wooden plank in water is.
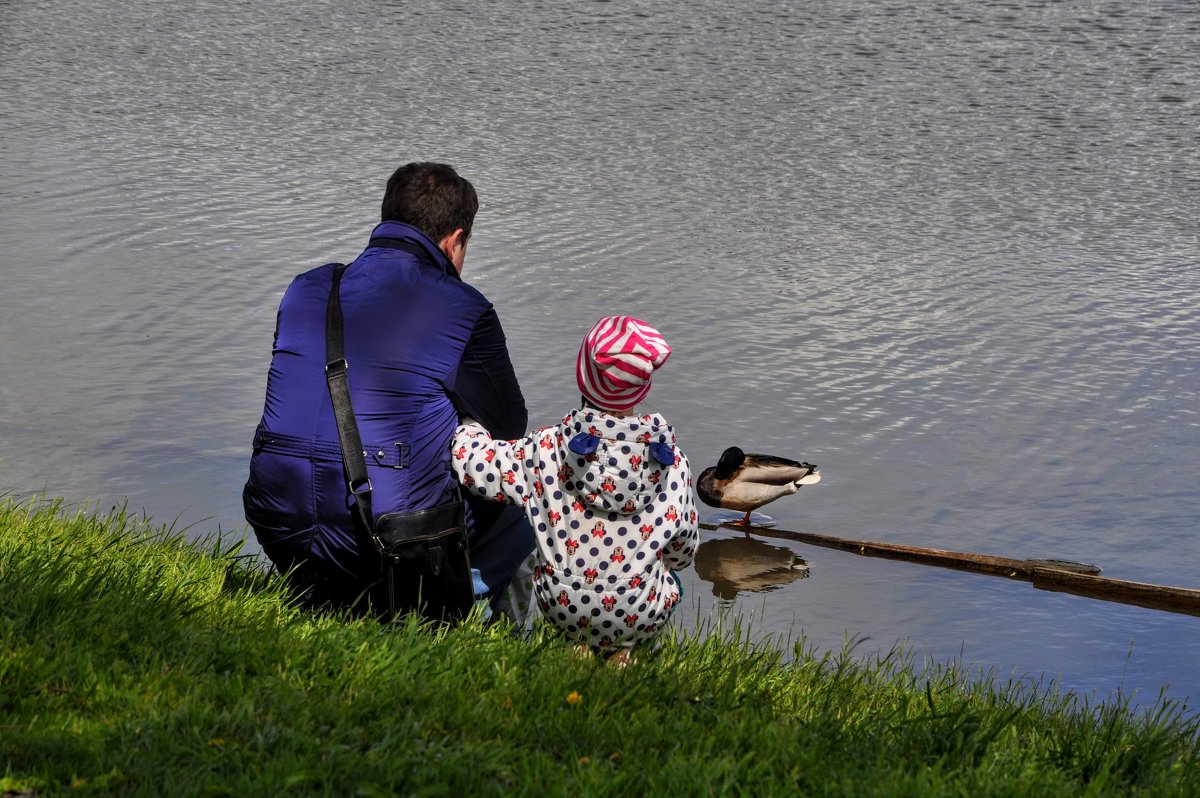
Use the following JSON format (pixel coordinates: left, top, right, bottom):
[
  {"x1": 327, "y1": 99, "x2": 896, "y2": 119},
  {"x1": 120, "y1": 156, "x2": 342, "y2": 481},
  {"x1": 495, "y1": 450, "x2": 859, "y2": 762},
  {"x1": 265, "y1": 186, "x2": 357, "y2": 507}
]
[
  {"x1": 699, "y1": 522, "x2": 1100, "y2": 579},
  {"x1": 700, "y1": 522, "x2": 1200, "y2": 618},
  {"x1": 1031, "y1": 568, "x2": 1200, "y2": 618}
]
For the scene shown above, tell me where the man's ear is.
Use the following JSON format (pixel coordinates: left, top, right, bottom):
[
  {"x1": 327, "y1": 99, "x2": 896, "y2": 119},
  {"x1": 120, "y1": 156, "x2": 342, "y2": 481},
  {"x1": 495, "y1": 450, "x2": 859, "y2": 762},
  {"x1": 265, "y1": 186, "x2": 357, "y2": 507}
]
[
  {"x1": 438, "y1": 228, "x2": 465, "y2": 257},
  {"x1": 438, "y1": 227, "x2": 467, "y2": 273}
]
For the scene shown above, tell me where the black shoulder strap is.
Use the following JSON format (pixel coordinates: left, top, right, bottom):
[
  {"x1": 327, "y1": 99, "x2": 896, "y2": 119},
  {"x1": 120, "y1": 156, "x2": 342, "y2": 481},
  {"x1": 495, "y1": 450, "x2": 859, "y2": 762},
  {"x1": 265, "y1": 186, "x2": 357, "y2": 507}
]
[{"x1": 324, "y1": 263, "x2": 381, "y2": 546}]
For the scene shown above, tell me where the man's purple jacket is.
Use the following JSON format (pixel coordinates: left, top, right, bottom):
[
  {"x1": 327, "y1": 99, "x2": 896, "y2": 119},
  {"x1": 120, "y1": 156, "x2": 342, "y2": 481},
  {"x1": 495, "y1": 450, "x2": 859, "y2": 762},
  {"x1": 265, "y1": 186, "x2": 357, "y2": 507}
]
[{"x1": 243, "y1": 221, "x2": 527, "y2": 593}]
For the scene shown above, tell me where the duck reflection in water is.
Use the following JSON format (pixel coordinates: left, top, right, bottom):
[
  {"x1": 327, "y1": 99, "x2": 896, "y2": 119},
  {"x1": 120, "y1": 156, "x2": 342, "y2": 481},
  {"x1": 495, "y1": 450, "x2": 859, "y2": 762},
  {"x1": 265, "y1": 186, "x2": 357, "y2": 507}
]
[{"x1": 694, "y1": 535, "x2": 810, "y2": 600}]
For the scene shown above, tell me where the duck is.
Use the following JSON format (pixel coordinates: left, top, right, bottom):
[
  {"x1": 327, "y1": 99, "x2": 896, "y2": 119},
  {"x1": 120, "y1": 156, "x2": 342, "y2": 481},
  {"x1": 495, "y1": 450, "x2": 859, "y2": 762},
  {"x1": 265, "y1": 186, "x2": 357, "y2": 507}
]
[{"x1": 697, "y1": 446, "x2": 821, "y2": 526}]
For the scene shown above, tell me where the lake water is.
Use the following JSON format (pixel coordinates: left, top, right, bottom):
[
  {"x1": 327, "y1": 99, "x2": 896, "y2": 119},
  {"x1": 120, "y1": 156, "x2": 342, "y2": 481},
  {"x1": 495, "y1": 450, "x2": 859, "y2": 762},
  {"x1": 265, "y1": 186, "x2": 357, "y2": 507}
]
[{"x1": 2, "y1": 0, "x2": 1198, "y2": 712}]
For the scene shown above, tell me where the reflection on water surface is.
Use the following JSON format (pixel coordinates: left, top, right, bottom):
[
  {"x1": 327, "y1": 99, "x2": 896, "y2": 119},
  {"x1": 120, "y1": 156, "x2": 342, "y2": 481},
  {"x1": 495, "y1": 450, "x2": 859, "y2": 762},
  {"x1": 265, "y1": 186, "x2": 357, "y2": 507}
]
[{"x1": 695, "y1": 533, "x2": 811, "y2": 601}]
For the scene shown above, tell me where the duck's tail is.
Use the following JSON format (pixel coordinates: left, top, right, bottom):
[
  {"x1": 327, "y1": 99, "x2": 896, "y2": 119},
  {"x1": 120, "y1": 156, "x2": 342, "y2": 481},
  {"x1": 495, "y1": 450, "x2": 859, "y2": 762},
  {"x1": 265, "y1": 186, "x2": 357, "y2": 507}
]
[{"x1": 795, "y1": 468, "x2": 821, "y2": 487}]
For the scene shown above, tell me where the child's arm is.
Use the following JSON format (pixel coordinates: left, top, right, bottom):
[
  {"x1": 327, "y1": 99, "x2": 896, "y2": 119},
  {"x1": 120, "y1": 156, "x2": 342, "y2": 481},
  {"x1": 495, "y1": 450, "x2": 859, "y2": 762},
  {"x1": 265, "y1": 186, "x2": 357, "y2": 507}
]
[
  {"x1": 451, "y1": 421, "x2": 543, "y2": 506},
  {"x1": 663, "y1": 451, "x2": 700, "y2": 571}
]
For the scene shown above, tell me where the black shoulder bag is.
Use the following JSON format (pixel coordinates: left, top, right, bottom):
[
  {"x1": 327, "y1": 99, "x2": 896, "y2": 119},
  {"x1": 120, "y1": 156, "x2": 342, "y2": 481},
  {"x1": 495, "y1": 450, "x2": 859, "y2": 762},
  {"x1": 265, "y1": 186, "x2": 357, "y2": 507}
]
[{"x1": 324, "y1": 263, "x2": 475, "y2": 622}]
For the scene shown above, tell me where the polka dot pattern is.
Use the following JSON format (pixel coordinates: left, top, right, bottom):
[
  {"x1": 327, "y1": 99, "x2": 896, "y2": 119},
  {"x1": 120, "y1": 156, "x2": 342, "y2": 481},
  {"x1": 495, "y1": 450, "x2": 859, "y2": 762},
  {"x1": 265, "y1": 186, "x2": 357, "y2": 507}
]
[{"x1": 452, "y1": 408, "x2": 699, "y2": 653}]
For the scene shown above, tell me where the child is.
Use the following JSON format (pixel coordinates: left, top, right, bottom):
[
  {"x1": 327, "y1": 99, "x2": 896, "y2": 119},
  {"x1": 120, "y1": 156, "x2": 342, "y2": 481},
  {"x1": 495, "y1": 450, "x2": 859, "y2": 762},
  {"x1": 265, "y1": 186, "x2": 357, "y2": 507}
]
[{"x1": 452, "y1": 316, "x2": 699, "y2": 656}]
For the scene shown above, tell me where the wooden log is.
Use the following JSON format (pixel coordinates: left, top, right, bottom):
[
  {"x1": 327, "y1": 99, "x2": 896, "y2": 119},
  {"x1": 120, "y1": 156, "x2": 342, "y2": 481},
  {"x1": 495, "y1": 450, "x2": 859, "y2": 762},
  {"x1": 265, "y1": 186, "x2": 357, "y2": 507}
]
[
  {"x1": 698, "y1": 522, "x2": 1101, "y2": 579},
  {"x1": 700, "y1": 521, "x2": 1200, "y2": 617},
  {"x1": 1031, "y1": 568, "x2": 1200, "y2": 618}
]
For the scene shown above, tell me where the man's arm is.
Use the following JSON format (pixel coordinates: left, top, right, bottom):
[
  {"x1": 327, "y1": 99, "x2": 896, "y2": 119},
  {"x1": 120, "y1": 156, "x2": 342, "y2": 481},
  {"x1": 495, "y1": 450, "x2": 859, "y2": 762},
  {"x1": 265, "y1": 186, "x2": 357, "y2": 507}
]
[{"x1": 448, "y1": 305, "x2": 527, "y2": 439}]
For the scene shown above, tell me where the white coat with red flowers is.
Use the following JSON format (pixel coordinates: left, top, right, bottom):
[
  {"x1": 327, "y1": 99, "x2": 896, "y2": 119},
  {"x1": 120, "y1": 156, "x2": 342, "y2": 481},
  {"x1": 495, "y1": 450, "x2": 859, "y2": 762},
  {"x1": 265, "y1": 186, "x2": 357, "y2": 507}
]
[{"x1": 452, "y1": 408, "x2": 698, "y2": 653}]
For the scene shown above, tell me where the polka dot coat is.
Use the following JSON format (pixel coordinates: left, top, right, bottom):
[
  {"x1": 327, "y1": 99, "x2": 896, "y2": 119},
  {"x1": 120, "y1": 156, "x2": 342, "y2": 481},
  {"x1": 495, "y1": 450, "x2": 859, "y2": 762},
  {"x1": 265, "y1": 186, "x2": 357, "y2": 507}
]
[{"x1": 452, "y1": 408, "x2": 699, "y2": 653}]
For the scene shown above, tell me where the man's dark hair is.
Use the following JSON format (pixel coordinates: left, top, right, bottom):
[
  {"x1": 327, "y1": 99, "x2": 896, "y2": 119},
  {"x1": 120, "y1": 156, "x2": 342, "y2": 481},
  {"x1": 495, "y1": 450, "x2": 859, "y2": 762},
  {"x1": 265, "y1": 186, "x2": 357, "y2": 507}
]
[{"x1": 381, "y1": 162, "x2": 479, "y2": 243}]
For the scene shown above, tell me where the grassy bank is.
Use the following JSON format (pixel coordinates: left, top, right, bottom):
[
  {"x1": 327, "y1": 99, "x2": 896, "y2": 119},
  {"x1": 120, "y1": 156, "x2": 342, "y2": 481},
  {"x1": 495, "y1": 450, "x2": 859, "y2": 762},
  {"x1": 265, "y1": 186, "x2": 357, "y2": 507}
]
[{"x1": 2, "y1": 497, "x2": 1198, "y2": 796}]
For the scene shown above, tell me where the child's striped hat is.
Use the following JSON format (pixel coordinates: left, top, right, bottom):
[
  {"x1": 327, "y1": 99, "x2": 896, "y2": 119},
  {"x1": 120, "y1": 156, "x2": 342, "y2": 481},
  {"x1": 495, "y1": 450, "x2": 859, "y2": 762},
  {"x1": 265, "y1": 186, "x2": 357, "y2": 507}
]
[{"x1": 576, "y1": 316, "x2": 672, "y2": 412}]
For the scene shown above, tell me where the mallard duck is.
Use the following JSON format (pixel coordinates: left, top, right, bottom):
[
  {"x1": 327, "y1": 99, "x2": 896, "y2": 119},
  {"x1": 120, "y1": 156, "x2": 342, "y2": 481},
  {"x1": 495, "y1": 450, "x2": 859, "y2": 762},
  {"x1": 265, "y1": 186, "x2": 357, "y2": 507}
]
[{"x1": 697, "y1": 446, "x2": 821, "y2": 525}]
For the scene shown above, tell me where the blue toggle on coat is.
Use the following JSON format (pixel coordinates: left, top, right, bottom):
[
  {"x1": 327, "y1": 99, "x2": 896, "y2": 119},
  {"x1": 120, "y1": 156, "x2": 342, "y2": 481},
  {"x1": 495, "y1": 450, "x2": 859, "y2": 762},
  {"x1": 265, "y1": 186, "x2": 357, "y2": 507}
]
[{"x1": 242, "y1": 221, "x2": 527, "y2": 595}]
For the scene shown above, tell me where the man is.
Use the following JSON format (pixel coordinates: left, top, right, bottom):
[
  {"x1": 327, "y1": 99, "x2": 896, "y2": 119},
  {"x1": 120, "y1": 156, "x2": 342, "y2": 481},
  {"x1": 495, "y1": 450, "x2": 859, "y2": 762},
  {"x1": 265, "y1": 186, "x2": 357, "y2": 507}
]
[{"x1": 243, "y1": 162, "x2": 533, "y2": 617}]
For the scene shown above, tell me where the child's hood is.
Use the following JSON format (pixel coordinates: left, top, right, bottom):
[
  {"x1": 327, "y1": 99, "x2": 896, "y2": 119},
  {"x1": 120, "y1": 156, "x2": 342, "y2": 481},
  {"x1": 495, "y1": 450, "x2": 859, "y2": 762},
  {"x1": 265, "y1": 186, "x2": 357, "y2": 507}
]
[{"x1": 555, "y1": 408, "x2": 679, "y2": 516}]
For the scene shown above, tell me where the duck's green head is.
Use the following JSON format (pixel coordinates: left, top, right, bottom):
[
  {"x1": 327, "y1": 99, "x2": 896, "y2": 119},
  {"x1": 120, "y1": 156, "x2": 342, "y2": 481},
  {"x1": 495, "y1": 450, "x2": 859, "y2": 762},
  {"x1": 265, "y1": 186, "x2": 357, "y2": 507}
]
[{"x1": 715, "y1": 446, "x2": 746, "y2": 480}]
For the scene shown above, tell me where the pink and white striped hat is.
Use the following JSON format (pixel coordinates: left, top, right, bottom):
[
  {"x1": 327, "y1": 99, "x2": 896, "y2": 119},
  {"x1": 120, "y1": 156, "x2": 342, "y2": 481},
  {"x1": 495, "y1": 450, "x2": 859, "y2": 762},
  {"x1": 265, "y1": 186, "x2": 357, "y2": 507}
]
[{"x1": 576, "y1": 316, "x2": 672, "y2": 412}]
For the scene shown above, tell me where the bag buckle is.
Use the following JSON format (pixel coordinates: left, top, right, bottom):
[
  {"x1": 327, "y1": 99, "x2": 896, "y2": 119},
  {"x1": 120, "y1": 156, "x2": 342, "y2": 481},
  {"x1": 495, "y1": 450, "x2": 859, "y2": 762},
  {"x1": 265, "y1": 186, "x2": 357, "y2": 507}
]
[
  {"x1": 325, "y1": 358, "x2": 349, "y2": 374},
  {"x1": 349, "y1": 476, "x2": 373, "y2": 497},
  {"x1": 428, "y1": 545, "x2": 445, "y2": 577}
]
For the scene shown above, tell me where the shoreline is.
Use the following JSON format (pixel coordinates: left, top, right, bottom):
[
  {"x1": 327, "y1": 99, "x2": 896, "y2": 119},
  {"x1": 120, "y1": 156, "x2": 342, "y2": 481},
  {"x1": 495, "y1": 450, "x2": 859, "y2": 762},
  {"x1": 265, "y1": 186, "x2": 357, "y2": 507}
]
[{"x1": 2, "y1": 495, "x2": 1197, "y2": 795}]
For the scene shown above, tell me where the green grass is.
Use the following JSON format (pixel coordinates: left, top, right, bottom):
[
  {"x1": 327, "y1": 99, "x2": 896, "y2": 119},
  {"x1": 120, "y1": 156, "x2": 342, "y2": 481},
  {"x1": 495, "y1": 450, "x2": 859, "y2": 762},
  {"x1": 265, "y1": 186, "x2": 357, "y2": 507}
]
[{"x1": 2, "y1": 495, "x2": 1198, "y2": 796}]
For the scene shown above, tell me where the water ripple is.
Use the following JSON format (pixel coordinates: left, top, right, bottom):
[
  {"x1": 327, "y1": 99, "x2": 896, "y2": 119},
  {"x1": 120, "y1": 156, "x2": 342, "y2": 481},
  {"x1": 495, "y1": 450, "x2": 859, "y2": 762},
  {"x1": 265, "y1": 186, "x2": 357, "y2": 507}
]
[{"x1": 2, "y1": 0, "x2": 1198, "y2": 710}]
